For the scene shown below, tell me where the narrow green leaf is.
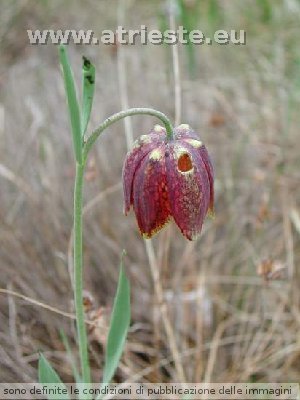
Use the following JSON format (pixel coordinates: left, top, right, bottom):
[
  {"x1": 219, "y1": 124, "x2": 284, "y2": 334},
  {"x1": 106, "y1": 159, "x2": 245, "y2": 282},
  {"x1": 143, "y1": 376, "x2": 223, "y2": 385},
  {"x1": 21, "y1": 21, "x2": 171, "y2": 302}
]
[
  {"x1": 38, "y1": 354, "x2": 69, "y2": 400},
  {"x1": 59, "y1": 45, "x2": 82, "y2": 164},
  {"x1": 82, "y1": 56, "x2": 95, "y2": 136},
  {"x1": 102, "y1": 251, "x2": 131, "y2": 384},
  {"x1": 59, "y1": 333, "x2": 91, "y2": 400}
]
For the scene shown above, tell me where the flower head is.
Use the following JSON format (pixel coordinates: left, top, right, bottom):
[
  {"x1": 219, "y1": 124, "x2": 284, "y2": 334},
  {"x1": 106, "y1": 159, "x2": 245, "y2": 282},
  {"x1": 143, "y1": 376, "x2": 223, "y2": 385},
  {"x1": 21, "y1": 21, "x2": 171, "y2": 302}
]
[{"x1": 122, "y1": 124, "x2": 214, "y2": 240}]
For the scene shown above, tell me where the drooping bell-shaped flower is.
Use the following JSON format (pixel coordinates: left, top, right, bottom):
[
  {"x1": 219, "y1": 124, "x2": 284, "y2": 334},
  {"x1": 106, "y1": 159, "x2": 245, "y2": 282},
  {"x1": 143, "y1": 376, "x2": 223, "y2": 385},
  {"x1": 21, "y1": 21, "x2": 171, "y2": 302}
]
[{"x1": 122, "y1": 124, "x2": 214, "y2": 240}]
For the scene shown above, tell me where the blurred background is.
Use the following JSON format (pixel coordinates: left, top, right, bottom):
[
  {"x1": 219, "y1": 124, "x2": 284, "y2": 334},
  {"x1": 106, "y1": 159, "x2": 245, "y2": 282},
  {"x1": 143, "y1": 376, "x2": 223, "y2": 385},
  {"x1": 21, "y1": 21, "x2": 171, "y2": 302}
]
[{"x1": 0, "y1": 0, "x2": 300, "y2": 384}]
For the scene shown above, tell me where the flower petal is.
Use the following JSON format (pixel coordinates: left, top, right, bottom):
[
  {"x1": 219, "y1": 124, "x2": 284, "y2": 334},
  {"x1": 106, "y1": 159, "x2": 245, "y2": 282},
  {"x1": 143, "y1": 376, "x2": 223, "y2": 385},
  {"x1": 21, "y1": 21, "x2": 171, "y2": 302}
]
[
  {"x1": 174, "y1": 124, "x2": 199, "y2": 140},
  {"x1": 182, "y1": 138, "x2": 214, "y2": 213},
  {"x1": 174, "y1": 124, "x2": 214, "y2": 211},
  {"x1": 132, "y1": 144, "x2": 171, "y2": 238},
  {"x1": 122, "y1": 131, "x2": 164, "y2": 214},
  {"x1": 165, "y1": 142, "x2": 210, "y2": 240},
  {"x1": 199, "y1": 145, "x2": 214, "y2": 212}
]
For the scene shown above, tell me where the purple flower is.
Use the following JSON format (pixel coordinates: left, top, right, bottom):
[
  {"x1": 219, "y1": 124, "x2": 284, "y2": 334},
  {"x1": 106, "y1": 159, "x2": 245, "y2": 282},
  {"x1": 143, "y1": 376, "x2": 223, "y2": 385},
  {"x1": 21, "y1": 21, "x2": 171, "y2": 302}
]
[{"x1": 122, "y1": 124, "x2": 214, "y2": 240}]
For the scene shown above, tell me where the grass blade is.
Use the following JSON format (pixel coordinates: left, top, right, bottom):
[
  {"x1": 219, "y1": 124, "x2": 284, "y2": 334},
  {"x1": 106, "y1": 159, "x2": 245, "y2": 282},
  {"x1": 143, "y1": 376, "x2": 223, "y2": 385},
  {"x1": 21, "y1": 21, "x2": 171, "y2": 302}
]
[
  {"x1": 82, "y1": 56, "x2": 95, "y2": 136},
  {"x1": 59, "y1": 45, "x2": 82, "y2": 164},
  {"x1": 38, "y1": 353, "x2": 69, "y2": 400},
  {"x1": 102, "y1": 251, "x2": 130, "y2": 384}
]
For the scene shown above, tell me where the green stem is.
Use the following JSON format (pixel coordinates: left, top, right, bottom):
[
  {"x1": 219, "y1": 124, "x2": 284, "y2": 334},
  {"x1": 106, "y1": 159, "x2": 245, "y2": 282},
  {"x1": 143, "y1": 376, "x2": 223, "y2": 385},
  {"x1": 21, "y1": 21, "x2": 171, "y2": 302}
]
[
  {"x1": 83, "y1": 108, "x2": 174, "y2": 161},
  {"x1": 74, "y1": 162, "x2": 90, "y2": 384},
  {"x1": 73, "y1": 107, "x2": 173, "y2": 385}
]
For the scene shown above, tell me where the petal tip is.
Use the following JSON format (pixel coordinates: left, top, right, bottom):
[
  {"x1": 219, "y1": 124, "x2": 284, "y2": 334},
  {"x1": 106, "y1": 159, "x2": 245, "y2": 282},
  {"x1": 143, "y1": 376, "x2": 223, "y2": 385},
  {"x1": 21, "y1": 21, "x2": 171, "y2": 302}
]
[
  {"x1": 123, "y1": 203, "x2": 131, "y2": 216},
  {"x1": 153, "y1": 124, "x2": 166, "y2": 133},
  {"x1": 186, "y1": 229, "x2": 202, "y2": 241},
  {"x1": 177, "y1": 123, "x2": 190, "y2": 130},
  {"x1": 139, "y1": 217, "x2": 171, "y2": 239},
  {"x1": 208, "y1": 207, "x2": 215, "y2": 219},
  {"x1": 180, "y1": 230, "x2": 200, "y2": 241}
]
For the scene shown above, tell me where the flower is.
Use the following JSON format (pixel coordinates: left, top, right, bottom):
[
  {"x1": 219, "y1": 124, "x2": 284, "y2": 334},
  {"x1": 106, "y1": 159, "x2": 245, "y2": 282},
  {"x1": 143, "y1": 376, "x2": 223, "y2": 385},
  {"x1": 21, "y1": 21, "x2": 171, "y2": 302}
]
[{"x1": 122, "y1": 124, "x2": 214, "y2": 240}]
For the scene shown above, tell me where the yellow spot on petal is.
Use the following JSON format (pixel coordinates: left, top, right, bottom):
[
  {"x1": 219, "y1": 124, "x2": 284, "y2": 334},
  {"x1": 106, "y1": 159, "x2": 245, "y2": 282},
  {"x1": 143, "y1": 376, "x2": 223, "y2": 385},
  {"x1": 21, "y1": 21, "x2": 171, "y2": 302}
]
[
  {"x1": 178, "y1": 123, "x2": 190, "y2": 130},
  {"x1": 184, "y1": 138, "x2": 202, "y2": 148},
  {"x1": 140, "y1": 134, "x2": 151, "y2": 143},
  {"x1": 154, "y1": 124, "x2": 165, "y2": 133},
  {"x1": 149, "y1": 148, "x2": 163, "y2": 161},
  {"x1": 132, "y1": 141, "x2": 140, "y2": 149},
  {"x1": 133, "y1": 134, "x2": 152, "y2": 149}
]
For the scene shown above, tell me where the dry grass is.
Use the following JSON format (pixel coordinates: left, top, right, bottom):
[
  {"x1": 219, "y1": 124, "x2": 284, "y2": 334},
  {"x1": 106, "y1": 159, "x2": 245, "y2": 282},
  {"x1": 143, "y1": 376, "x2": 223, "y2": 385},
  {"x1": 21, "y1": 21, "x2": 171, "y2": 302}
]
[{"x1": 0, "y1": 0, "x2": 300, "y2": 383}]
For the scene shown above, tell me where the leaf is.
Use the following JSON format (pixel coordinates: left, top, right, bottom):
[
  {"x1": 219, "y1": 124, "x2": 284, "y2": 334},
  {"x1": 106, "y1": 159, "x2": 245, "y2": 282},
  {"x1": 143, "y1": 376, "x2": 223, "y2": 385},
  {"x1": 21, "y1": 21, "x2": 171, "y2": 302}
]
[
  {"x1": 38, "y1": 354, "x2": 69, "y2": 400},
  {"x1": 59, "y1": 45, "x2": 82, "y2": 164},
  {"x1": 102, "y1": 251, "x2": 131, "y2": 384},
  {"x1": 82, "y1": 56, "x2": 95, "y2": 136}
]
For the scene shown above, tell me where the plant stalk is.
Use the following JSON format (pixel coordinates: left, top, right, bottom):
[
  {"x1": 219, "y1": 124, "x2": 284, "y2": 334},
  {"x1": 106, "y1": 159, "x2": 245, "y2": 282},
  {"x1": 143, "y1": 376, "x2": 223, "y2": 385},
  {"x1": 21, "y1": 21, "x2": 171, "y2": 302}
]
[
  {"x1": 74, "y1": 162, "x2": 90, "y2": 384},
  {"x1": 83, "y1": 108, "x2": 174, "y2": 161},
  {"x1": 73, "y1": 107, "x2": 173, "y2": 385}
]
